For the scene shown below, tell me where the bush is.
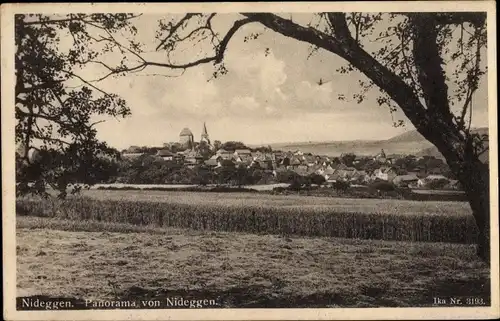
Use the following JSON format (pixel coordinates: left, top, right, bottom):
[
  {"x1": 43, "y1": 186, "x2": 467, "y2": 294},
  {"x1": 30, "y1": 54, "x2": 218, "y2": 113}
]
[
  {"x1": 289, "y1": 179, "x2": 303, "y2": 191},
  {"x1": 308, "y1": 173, "x2": 326, "y2": 186},
  {"x1": 370, "y1": 181, "x2": 396, "y2": 192},
  {"x1": 272, "y1": 186, "x2": 286, "y2": 193},
  {"x1": 276, "y1": 170, "x2": 302, "y2": 184},
  {"x1": 426, "y1": 178, "x2": 450, "y2": 190},
  {"x1": 331, "y1": 180, "x2": 350, "y2": 192}
]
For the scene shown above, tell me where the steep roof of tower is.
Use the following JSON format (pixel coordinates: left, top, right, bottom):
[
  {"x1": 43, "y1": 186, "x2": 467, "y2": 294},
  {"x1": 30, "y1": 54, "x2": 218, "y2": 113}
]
[
  {"x1": 201, "y1": 122, "x2": 208, "y2": 136},
  {"x1": 179, "y1": 128, "x2": 193, "y2": 136}
]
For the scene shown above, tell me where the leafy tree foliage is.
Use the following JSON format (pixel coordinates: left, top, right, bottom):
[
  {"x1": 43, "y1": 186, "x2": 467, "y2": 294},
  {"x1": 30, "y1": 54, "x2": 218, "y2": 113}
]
[
  {"x1": 340, "y1": 153, "x2": 356, "y2": 167},
  {"x1": 15, "y1": 13, "x2": 137, "y2": 197},
  {"x1": 213, "y1": 140, "x2": 222, "y2": 151},
  {"x1": 308, "y1": 173, "x2": 326, "y2": 186},
  {"x1": 220, "y1": 141, "x2": 249, "y2": 151}
]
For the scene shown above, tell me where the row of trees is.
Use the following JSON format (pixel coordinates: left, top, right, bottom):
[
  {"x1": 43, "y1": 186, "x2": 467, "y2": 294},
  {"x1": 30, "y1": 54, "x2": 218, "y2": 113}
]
[{"x1": 114, "y1": 156, "x2": 276, "y2": 186}]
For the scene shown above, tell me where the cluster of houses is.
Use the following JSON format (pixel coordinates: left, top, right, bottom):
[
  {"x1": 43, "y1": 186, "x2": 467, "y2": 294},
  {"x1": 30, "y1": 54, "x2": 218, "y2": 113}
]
[
  {"x1": 119, "y1": 124, "x2": 460, "y2": 189},
  {"x1": 122, "y1": 145, "x2": 458, "y2": 189}
]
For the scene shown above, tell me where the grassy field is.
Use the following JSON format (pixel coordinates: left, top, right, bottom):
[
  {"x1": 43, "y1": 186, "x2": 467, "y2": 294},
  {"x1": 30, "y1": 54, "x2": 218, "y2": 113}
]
[
  {"x1": 17, "y1": 190, "x2": 478, "y2": 244},
  {"x1": 80, "y1": 190, "x2": 472, "y2": 216},
  {"x1": 17, "y1": 216, "x2": 490, "y2": 308}
]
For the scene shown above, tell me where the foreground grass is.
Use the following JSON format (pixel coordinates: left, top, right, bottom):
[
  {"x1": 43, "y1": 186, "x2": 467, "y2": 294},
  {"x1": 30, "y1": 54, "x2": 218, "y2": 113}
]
[
  {"x1": 17, "y1": 193, "x2": 478, "y2": 243},
  {"x1": 17, "y1": 217, "x2": 490, "y2": 308}
]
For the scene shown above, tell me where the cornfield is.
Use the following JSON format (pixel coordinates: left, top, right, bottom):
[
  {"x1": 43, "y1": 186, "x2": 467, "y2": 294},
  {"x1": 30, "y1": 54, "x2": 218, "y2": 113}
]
[{"x1": 16, "y1": 196, "x2": 478, "y2": 244}]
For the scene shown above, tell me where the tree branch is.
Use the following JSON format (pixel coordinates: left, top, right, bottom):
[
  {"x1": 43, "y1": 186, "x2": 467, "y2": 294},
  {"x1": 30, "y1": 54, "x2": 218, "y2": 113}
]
[
  {"x1": 156, "y1": 13, "x2": 202, "y2": 51},
  {"x1": 22, "y1": 14, "x2": 143, "y2": 27},
  {"x1": 432, "y1": 12, "x2": 486, "y2": 27},
  {"x1": 154, "y1": 17, "x2": 254, "y2": 66},
  {"x1": 410, "y1": 14, "x2": 452, "y2": 118},
  {"x1": 243, "y1": 13, "x2": 429, "y2": 128}
]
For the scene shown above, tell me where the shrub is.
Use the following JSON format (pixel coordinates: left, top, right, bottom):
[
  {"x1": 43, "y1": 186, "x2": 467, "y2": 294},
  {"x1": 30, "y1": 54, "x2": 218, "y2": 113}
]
[
  {"x1": 308, "y1": 174, "x2": 326, "y2": 186},
  {"x1": 370, "y1": 181, "x2": 396, "y2": 192},
  {"x1": 426, "y1": 178, "x2": 450, "y2": 190},
  {"x1": 331, "y1": 181, "x2": 350, "y2": 192},
  {"x1": 289, "y1": 179, "x2": 303, "y2": 191}
]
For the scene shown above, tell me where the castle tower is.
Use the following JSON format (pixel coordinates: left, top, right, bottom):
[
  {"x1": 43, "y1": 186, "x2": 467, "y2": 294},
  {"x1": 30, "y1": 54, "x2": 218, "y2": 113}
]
[
  {"x1": 200, "y1": 122, "x2": 210, "y2": 145},
  {"x1": 179, "y1": 127, "x2": 194, "y2": 149}
]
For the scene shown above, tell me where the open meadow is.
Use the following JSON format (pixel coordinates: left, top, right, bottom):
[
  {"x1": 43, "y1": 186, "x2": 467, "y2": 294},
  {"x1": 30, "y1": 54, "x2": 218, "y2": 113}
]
[
  {"x1": 17, "y1": 216, "x2": 490, "y2": 308},
  {"x1": 81, "y1": 189, "x2": 472, "y2": 216},
  {"x1": 16, "y1": 190, "x2": 490, "y2": 308}
]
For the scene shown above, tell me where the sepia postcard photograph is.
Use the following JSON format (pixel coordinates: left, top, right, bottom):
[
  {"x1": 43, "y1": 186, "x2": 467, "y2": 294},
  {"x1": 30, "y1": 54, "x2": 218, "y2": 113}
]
[{"x1": 1, "y1": 1, "x2": 499, "y2": 320}]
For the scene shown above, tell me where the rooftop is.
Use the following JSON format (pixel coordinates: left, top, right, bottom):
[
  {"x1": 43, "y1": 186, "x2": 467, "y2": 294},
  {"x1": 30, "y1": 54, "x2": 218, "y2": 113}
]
[{"x1": 179, "y1": 128, "x2": 193, "y2": 136}]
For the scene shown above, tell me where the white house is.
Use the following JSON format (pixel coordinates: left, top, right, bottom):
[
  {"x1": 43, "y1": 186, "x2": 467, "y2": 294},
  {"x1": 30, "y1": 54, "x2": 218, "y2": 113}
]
[
  {"x1": 393, "y1": 174, "x2": 419, "y2": 187},
  {"x1": 373, "y1": 166, "x2": 398, "y2": 181},
  {"x1": 417, "y1": 174, "x2": 449, "y2": 188},
  {"x1": 157, "y1": 149, "x2": 175, "y2": 161},
  {"x1": 234, "y1": 149, "x2": 252, "y2": 156},
  {"x1": 121, "y1": 152, "x2": 145, "y2": 160}
]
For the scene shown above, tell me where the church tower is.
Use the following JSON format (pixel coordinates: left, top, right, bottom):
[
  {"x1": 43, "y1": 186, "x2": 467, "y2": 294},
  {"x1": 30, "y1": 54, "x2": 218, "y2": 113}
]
[{"x1": 200, "y1": 122, "x2": 210, "y2": 145}]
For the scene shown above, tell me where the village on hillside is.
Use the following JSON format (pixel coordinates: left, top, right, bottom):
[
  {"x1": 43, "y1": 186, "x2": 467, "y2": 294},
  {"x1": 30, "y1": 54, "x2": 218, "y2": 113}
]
[{"x1": 118, "y1": 123, "x2": 463, "y2": 191}]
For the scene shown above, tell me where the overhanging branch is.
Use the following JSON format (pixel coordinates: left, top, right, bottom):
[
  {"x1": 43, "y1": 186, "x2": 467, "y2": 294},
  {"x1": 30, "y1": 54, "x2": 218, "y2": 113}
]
[
  {"x1": 241, "y1": 13, "x2": 429, "y2": 129},
  {"x1": 410, "y1": 14, "x2": 451, "y2": 117},
  {"x1": 433, "y1": 12, "x2": 486, "y2": 27}
]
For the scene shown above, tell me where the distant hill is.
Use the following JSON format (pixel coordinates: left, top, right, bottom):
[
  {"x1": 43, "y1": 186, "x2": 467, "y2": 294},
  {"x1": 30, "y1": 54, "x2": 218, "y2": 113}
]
[{"x1": 268, "y1": 127, "x2": 489, "y2": 160}]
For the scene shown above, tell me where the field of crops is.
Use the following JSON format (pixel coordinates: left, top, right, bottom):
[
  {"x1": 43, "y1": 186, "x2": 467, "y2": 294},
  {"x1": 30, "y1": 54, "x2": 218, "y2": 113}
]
[
  {"x1": 82, "y1": 190, "x2": 472, "y2": 215},
  {"x1": 16, "y1": 190, "x2": 478, "y2": 244}
]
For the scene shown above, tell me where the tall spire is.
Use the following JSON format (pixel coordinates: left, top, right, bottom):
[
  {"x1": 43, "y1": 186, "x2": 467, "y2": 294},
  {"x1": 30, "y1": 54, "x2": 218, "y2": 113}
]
[
  {"x1": 200, "y1": 122, "x2": 211, "y2": 147},
  {"x1": 202, "y1": 122, "x2": 208, "y2": 137}
]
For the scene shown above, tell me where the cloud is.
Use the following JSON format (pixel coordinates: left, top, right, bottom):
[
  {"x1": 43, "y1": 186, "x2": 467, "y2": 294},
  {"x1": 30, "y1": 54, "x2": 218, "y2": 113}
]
[
  {"x1": 156, "y1": 68, "x2": 223, "y2": 118},
  {"x1": 225, "y1": 50, "x2": 288, "y2": 102},
  {"x1": 293, "y1": 80, "x2": 334, "y2": 111},
  {"x1": 230, "y1": 96, "x2": 260, "y2": 114},
  {"x1": 66, "y1": 13, "x2": 490, "y2": 151},
  {"x1": 227, "y1": 96, "x2": 284, "y2": 119}
]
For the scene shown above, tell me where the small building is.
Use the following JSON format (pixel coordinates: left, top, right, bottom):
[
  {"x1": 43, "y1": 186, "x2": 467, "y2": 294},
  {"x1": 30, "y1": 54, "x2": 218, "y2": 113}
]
[
  {"x1": 184, "y1": 150, "x2": 204, "y2": 165},
  {"x1": 297, "y1": 164, "x2": 308, "y2": 171},
  {"x1": 219, "y1": 159, "x2": 236, "y2": 168},
  {"x1": 293, "y1": 150, "x2": 304, "y2": 156},
  {"x1": 417, "y1": 174, "x2": 450, "y2": 188},
  {"x1": 234, "y1": 149, "x2": 252, "y2": 156},
  {"x1": 121, "y1": 152, "x2": 145, "y2": 160},
  {"x1": 350, "y1": 170, "x2": 367, "y2": 183},
  {"x1": 156, "y1": 149, "x2": 175, "y2": 161},
  {"x1": 374, "y1": 149, "x2": 387, "y2": 163},
  {"x1": 216, "y1": 148, "x2": 233, "y2": 159},
  {"x1": 303, "y1": 155, "x2": 316, "y2": 166},
  {"x1": 393, "y1": 174, "x2": 419, "y2": 187},
  {"x1": 290, "y1": 157, "x2": 302, "y2": 169},
  {"x1": 204, "y1": 159, "x2": 219, "y2": 168},
  {"x1": 373, "y1": 166, "x2": 398, "y2": 181},
  {"x1": 125, "y1": 145, "x2": 142, "y2": 153},
  {"x1": 336, "y1": 167, "x2": 358, "y2": 180},
  {"x1": 257, "y1": 160, "x2": 271, "y2": 170},
  {"x1": 317, "y1": 165, "x2": 335, "y2": 180},
  {"x1": 307, "y1": 164, "x2": 322, "y2": 174}
]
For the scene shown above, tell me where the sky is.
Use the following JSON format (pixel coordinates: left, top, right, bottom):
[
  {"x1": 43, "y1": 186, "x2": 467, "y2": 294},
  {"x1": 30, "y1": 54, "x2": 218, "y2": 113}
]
[{"x1": 70, "y1": 13, "x2": 489, "y2": 150}]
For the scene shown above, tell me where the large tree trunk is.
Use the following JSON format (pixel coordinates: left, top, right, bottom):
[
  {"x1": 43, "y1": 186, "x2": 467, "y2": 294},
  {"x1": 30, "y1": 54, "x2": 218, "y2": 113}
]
[
  {"x1": 427, "y1": 126, "x2": 491, "y2": 265},
  {"x1": 460, "y1": 158, "x2": 490, "y2": 264}
]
